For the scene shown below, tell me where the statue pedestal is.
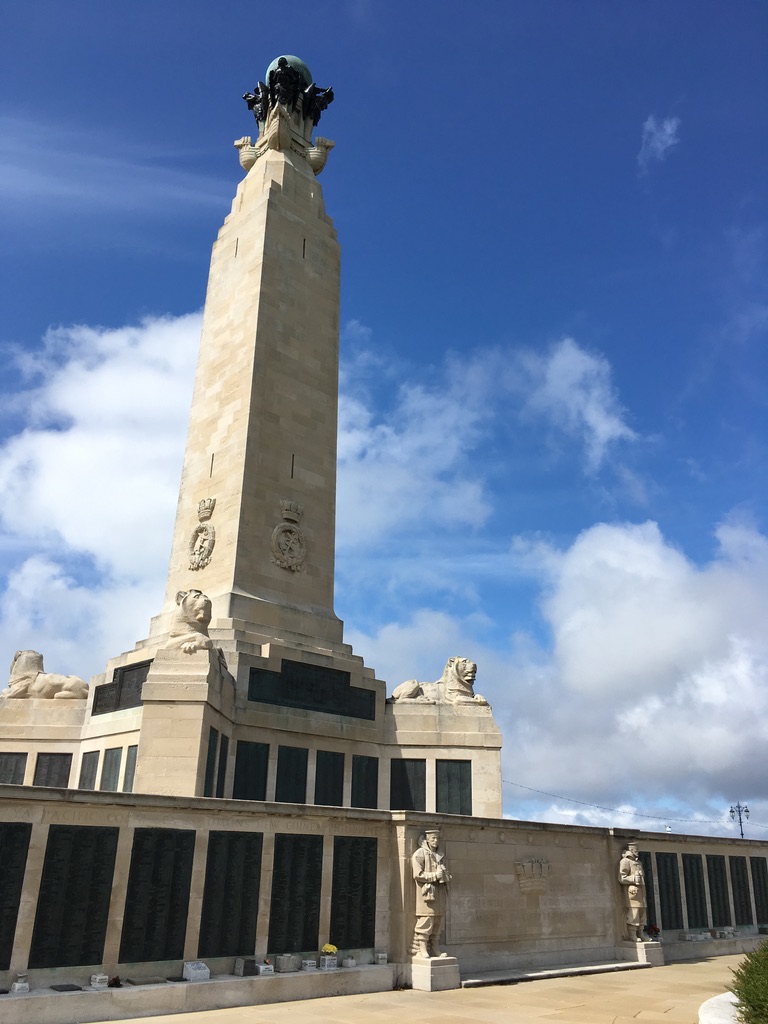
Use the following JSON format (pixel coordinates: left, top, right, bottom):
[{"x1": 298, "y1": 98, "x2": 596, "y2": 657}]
[
  {"x1": 620, "y1": 940, "x2": 665, "y2": 967},
  {"x1": 410, "y1": 955, "x2": 460, "y2": 991}
]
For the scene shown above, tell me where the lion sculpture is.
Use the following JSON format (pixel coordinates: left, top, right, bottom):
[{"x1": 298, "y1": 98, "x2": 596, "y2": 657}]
[
  {"x1": 164, "y1": 590, "x2": 215, "y2": 654},
  {"x1": 3, "y1": 650, "x2": 89, "y2": 700},
  {"x1": 391, "y1": 657, "x2": 488, "y2": 706}
]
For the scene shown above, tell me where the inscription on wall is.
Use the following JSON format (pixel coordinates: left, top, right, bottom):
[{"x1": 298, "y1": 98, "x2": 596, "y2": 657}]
[
  {"x1": 330, "y1": 836, "x2": 377, "y2": 948},
  {"x1": 198, "y1": 831, "x2": 263, "y2": 958},
  {"x1": 267, "y1": 834, "x2": 323, "y2": 954},
  {"x1": 249, "y1": 660, "x2": 375, "y2": 721},
  {"x1": 28, "y1": 825, "x2": 119, "y2": 968},
  {"x1": 0, "y1": 822, "x2": 32, "y2": 970},
  {"x1": 119, "y1": 828, "x2": 195, "y2": 963}
]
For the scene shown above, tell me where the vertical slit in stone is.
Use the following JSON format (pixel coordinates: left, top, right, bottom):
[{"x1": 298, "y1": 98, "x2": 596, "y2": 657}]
[
  {"x1": 210, "y1": 453, "x2": 215, "y2": 477},
  {"x1": 291, "y1": 454, "x2": 295, "y2": 479}
]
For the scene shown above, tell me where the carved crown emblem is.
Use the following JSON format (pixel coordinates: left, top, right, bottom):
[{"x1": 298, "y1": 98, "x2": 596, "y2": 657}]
[
  {"x1": 280, "y1": 499, "x2": 303, "y2": 523},
  {"x1": 197, "y1": 498, "x2": 216, "y2": 522},
  {"x1": 515, "y1": 858, "x2": 550, "y2": 895}
]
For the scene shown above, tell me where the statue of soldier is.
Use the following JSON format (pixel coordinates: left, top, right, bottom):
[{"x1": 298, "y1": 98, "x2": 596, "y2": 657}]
[
  {"x1": 618, "y1": 842, "x2": 648, "y2": 941},
  {"x1": 411, "y1": 828, "x2": 451, "y2": 958}
]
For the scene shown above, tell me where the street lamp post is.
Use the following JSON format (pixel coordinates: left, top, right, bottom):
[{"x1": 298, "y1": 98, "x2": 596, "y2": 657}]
[{"x1": 730, "y1": 802, "x2": 750, "y2": 839}]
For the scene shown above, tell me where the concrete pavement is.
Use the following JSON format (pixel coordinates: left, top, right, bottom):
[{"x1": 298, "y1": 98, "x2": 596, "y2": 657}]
[{"x1": 88, "y1": 954, "x2": 742, "y2": 1024}]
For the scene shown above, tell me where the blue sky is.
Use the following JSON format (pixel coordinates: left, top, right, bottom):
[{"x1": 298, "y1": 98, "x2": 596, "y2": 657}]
[{"x1": 1, "y1": 1, "x2": 767, "y2": 836}]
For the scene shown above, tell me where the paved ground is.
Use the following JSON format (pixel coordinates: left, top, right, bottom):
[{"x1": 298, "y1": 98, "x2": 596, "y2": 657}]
[{"x1": 89, "y1": 955, "x2": 741, "y2": 1024}]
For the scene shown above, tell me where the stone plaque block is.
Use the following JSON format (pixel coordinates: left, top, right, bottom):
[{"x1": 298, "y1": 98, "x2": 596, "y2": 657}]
[
  {"x1": 274, "y1": 954, "x2": 298, "y2": 973},
  {"x1": 183, "y1": 961, "x2": 210, "y2": 981},
  {"x1": 319, "y1": 955, "x2": 337, "y2": 970},
  {"x1": 234, "y1": 956, "x2": 258, "y2": 976},
  {"x1": 90, "y1": 974, "x2": 109, "y2": 989},
  {"x1": 256, "y1": 963, "x2": 275, "y2": 975}
]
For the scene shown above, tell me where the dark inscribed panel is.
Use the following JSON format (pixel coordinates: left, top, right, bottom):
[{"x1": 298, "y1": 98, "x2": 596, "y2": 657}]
[
  {"x1": 638, "y1": 852, "x2": 657, "y2": 928},
  {"x1": 655, "y1": 853, "x2": 683, "y2": 930},
  {"x1": 267, "y1": 834, "x2": 323, "y2": 954},
  {"x1": 203, "y1": 727, "x2": 219, "y2": 797},
  {"x1": 119, "y1": 828, "x2": 195, "y2": 963},
  {"x1": 730, "y1": 857, "x2": 753, "y2": 926},
  {"x1": 33, "y1": 753, "x2": 72, "y2": 788},
  {"x1": 215, "y1": 734, "x2": 229, "y2": 798},
  {"x1": 330, "y1": 836, "x2": 377, "y2": 949},
  {"x1": 351, "y1": 755, "x2": 378, "y2": 809},
  {"x1": 122, "y1": 745, "x2": 138, "y2": 793},
  {"x1": 91, "y1": 659, "x2": 151, "y2": 715},
  {"x1": 390, "y1": 759, "x2": 426, "y2": 811},
  {"x1": 436, "y1": 760, "x2": 472, "y2": 815},
  {"x1": 314, "y1": 750, "x2": 344, "y2": 807},
  {"x1": 78, "y1": 751, "x2": 99, "y2": 790},
  {"x1": 751, "y1": 858, "x2": 768, "y2": 923},
  {"x1": 232, "y1": 740, "x2": 269, "y2": 801},
  {"x1": 0, "y1": 822, "x2": 32, "y2": 970},
  {"x1": 0, "y1": 752, "x2": 27, "y2": 785},
  {"x1": 198, "y1": 831, "x2": 263, "y2": 957},
  {"x1": 707, "y1": 855, "x2": 732, "y2": 927},
  {"x1": 248, "y1": 660, "x2": 376, "y2": 720},
  {"x1": 275, "y1": 746, "x2": 308, "y2": 804},
  {"x1": 28, "y1": 825, "x2": 119, "y2": 968},
  {"x1": 99, "y1": 747, "x2": 122, "y2": 791},
  {"x1": 682, "y1": 853, "x2": 708, "y2": 928}
]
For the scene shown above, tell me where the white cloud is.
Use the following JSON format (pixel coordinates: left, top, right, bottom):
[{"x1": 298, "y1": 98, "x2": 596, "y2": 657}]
[
  {"x1": 0, "y1": 315, "x2": 200, "y2": 678},
  {"x1": 638, "y1": 114, "x2": 681, "y2": 173},
  {"x1": 0, "y1": 115, "x2": 225, "y2": 222},
  {"x1": 337, "y1": 350, "x2": 497, "y2": 548},
  {"x1": 517, "y1": 337, "x2": 638, "y2": 472},
  {"x1": 504, "y1": 518, "x2": 768, "y2": 828}
]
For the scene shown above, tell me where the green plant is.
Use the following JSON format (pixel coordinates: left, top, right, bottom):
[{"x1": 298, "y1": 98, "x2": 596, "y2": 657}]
[{"x1": 730, "y1": 941, "x2": 768, "y2": 1024}]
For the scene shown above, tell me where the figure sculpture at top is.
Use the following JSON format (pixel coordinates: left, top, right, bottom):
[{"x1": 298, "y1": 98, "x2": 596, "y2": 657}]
[
  {"x1": 243, "y1": 55, "x2": 334, "y2": 127},
  {"x1": 618, "y1": 842, "x2": 648, "y2": 942},
  {"x1": 269, "y1": 56, "x2": 304, "y2": 110}
]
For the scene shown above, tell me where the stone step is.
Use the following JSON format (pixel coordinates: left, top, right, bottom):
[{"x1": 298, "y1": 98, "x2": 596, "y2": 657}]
[{"x1": 461, "y1": 960, "x2": 653, "y2": 987}]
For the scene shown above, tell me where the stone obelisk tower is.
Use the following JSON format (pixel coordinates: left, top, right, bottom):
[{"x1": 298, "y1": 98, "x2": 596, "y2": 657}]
[
  {"x1": 124, "y1": 56, "x2": 386, "y2": 796},
  {"x1": 156, "y1": 55, "x2": 342, "y2": 647}
]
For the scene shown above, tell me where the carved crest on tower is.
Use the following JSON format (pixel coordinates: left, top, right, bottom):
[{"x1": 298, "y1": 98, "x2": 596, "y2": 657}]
[
  {"x1": 189, "y1": 498, "x2": 216, "y2": 570},
  {"x1": 271, "y1": 500, "x2": 306, "y2": 572}
]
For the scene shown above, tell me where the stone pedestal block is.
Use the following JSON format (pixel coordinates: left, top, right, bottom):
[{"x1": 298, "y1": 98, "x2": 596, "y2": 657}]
[
  {"x1": 410, "y1": 955, "x2": 461, "y2": 992},
  {"x1": 619, "y1": 940, "x2": 665, "y2": 967}
]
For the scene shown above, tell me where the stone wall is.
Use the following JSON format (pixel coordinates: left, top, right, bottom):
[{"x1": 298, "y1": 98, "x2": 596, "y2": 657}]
[{"x1": 2, "y1": 787, "x2": 766, "y2": 996}]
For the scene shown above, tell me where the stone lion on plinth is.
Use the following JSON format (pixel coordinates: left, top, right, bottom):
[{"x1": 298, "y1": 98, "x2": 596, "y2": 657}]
[
  {"x1": 164, "y1": 590, "x2": 215, "y2": 654},
  {"x1": 3, "y1": 650, "x2": 89, "y2": 700},
  {"x1": 390, "y1": 657, "x2": 488, "y2": 706}
]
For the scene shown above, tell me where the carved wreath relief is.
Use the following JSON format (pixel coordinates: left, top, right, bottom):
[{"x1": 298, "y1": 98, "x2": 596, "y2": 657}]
[
  {"x1": 271, "y1": 500, "x2": 306, "y2": 572},
  {"x1": 189, "y1": 498, "x2": 216, "y2": 570}
]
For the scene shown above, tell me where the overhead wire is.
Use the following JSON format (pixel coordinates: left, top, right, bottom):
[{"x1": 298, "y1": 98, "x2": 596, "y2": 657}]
[{"x1": 502, "y1": 778, "x2": 768, "y2": 830}]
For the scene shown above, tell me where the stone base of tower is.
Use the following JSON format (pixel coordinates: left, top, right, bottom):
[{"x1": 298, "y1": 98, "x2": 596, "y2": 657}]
[{"x1": 131, "y1": 647, "x2": 235, "y2": 797}]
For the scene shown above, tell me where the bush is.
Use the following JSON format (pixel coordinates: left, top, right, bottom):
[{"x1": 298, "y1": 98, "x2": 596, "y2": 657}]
[{"x1": 730, "y1": 941, "x2": 768, "y2": 1024}]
